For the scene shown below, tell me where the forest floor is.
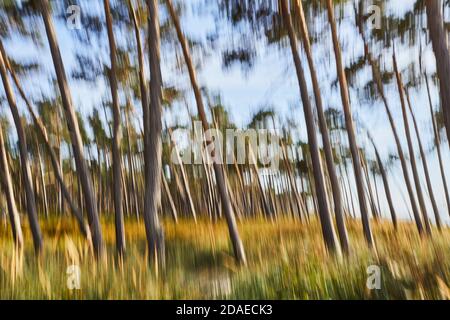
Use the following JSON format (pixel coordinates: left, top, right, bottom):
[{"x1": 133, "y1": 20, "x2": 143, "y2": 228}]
[{"x1": 0, "y1": 215, "x2": 450, "y2": 299}]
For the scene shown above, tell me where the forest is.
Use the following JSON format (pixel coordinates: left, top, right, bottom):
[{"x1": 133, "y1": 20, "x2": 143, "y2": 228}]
[{"x1": 0, "y1": 0, "x2": 450, "y2": 299}]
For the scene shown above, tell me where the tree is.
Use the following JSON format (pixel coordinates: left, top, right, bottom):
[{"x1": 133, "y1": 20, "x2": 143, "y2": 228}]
[
  {"x1": 144, "y1": 0, "x2": 165, "y2": 269},
  {"x1": 38, "y1": 0, "x2": 104, "y2": 257},
  {"x1": 354, "y1": 6, "x2": 424, "y2": 235},
  {"x1": 367, "y1": 132, "x2": 397, "y2": 229},
  {"x1": 426, "y1": 0, "x2": 450, "y2": 146},
  {"x1": 393, "y1": 52, "x2": 431, "y2": 235},
  {"x1": 104, "y1": 0, "x2": 125, "y2": 255},
  {"x1": 425, "y1": 75, "x2": 450, "y2": 219},
  {"x1": 0, "y1": 40, "x2": 89, "y2": 237},
  {"x1": 0, "y1": 46, "x2": 43, "y2": 253},
  {"x1": 166, "y1": 0, "x2": 247, "y2": 265},
  {"x1": 0, "y1": 119, "x2": 23, "y2": 247},
  {"x1": 294, "y1": 0, "x2": 349, "y2": 254},
  {"x1": 326, "y1": 0, "x2": 373, "y2": 248},
  {"x1": 281, "y1": 0, "x2": 341, "y2": 256},
  {"x1": 404, "y1": 87, "x2": 441, "y2": 230}
]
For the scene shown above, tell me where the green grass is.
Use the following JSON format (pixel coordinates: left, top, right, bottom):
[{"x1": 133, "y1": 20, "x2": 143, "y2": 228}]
[{"x1": 0, "y1": 215, "x2": 450, "y2": 299}]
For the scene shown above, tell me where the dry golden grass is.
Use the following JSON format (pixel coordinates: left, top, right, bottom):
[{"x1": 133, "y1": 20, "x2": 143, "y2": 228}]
[{"x1": 0, "y1": 215, "x2": 450, "y2": 299}]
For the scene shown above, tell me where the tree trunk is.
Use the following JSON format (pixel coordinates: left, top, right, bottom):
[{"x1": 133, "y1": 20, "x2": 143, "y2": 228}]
[
  {"x1": 166, "y1": 0, "x2": 246, "y2": 264},
  {"x1": 104, "y1": 0, "x2": 125, "y2": 255},
  {"x1": 0, "y1": 41, "x2": 89, "y2": 237},
  {"x1": 0, "y1": 123, "x2": 23, "y2": 247},
  {"x1": 355, "y1": 11, "x2": 424, "y2": 235},
  {"x1": 426, "y1": 0, "x2": 450, "y2": 146},
  {"x1": 405, "y1": 87, "x2": 441, "y2": 230},
  {"x1": 294, "y1": 0, "x2": 349, "y2": 253},
  {"x1": 162, "y1": 172, "x2": 178, "y2": 222},
  {"x1": 425, "y1": 75, "x2": 450, "y2": 219},
  {"x1": 36, "y1": 145, "x2": 49, "y2": 216},
  {"x1": 360, "y1": 150, "x2": 379, "y2": 220},
  {"x1": 128, "y1": 0, "x2": 147, "y2": 219},
  {"x1": 280, "y1": 141, "x2": 305, "y2": 219},
  {"x1": 167, "y1": 127, "x2": 197, "y2": 221},
  {"x1": 282, "y1": 0, "x2": 341, "y2": 256},
  {"x1": 0, "y1": 47, "x2": 43, "y2": 253},
  {"x1": 144, "y1": 0, "x2": 165, "y2": 270},
  {"x1": 393, "y1": 53, "x2": 431, "y2": 235},
  {"x1": 326, "y1": 0, "x2": 373, "y2": 248},
  {"x1": 124, "y1": 106, "x2": 140, "y2": 218},
  {"x1": 39, "y1": 0, "x2": 103, "y2": 256},
  {"x1": 367, "y1": 132, "x2": 397, "y2": 229}
]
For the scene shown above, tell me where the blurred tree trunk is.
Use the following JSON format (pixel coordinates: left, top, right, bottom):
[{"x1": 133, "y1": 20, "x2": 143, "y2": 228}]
[
  {"x1": 326, "y1": 0, "x2": 373, "y2": 248},
  {"x1": 393, "y1": 53, "x2": 431, "y2": 235},
  {"x1": 36, "y1": 144, "x2": 49, "y2": 216},
  {"x1": 124, "y1": 104, "x2": 139, "y2": 218},
  {"x1": 367, "y1": 132, "x2": 397, "y2": 229},
  {"x1": 426, "y1": 0, "x2": 450, "y2": 146},
  {"x1": 282, "y1": 0, "x2": 341, "y2": 256},
  {"x1": 0, "y1": 48, "x2": 43, "y2": 253},
  {"x1": 144, "y1": 0, "x2": 165, "y2": 270},
  {"x1": 128, "y1": 0, "x2": 146, "y2": 219},
  {"x1": 104, "y1": 0, "x2": 125, "y2": 255},
  {"x1": 295, "y1": 0, "x2": 349, "y2": 253},
  {"x1": 280, "y1": 140, "x2": 306, "y2": 220},
  {"x1": 39, "y1": 0, "x2": 103, "y2": 256},
  {"x1": 166, "y1": 0, "x2": 246, "y2": 265},
  {"x1": 426, "y1": 76, "x2": 450, "y2": 219},
  {"x1": 354, "y1": 8, "x2": 424, "y2": 235},
  {"x1": 249, "y1": 145, "x2": 272, "y2": 219},
  {"x1": 162, "y1": 172, "x2": 178, "y2": 222},
  {"x1": 360, "y1": 150, "x2": 379, "y2": 220},
  {"x1": 168, "y1": 127, "x2": 197, "y2": 220},
  {"x1": 405, "y1": 88, "x2": 441, "y2": 230},
  {"x1": 0, "y1": 123, "x2": 23, "y2": 247}
]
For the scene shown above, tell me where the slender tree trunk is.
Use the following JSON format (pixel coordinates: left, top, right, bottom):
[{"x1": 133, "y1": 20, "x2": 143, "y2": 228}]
[
  {"x1": 0, "y1": 42, "x2": 89, "y2": 237},
  {"x1": 368, "y1": 132, "x2": 397, "y2": 229},
  {"x1": 39, "y1": 0, "x2": 103, "y2": 256},
  {"x1": 96, "y1": 141, "x2": 102, "y2": 214},
  {"x1": 426, "y1": 0, "x2": 450, "y2": 146},
  {"x1": 104, "y1": 0, "x2": 125, "y2": 255},
  {"x1": 425, "y1": 76, "x2": 450, "y2": 219},
  {"x1": 282, "y1": 0, "x2": 341, "y2": 256},
  {"x1": 0, "y1": 48, "x2": 43, "y2": 253},
  {"x1": 202, "y1": 148, "x2": 217, "y2": 220},
  {"x1": 0, "y1": 124, "x2": 23, "y2": 247},
  {"x1": 128, "y1": 0, "x2": 147, "y2": 220},
  {"x1": 372, "y1": 169, "x2": 382, "y2": 219},
  {"x1": 162, "y1": 172, "x2": 178, "y2": 222},
  {"x1": 393, "y1": 53, "x2": 431, "y2": 235},
  {"x1": 36, "y1": 145, "x2": 49, "y2": 216},
  {"x1": 343, "y1": 157, "x2": 357, "y2": 220},
  {"x1": 124, "y1": 106, "x2": 140, "y2": 218},
  {"x1": 168, "y1": 127, "x2": 197, "y2": 221},
  {"x1": 355, "y1": 11, "x2": 424, "y2": 235},
  {"x1": 405, "y1": 88, "x2": 441, "y2": 230},
  {"x1": 280, "y1": 142, "x2": 305, "y2": 220},
  {"x1": 144, "y1": 0, "x2": 165, "y2": 270},
  {"x1": 166, "y1": 0, "x2": 246, "y2": 264},
  {"x1": 294, "y1": 0, "x2": 349, "y2": 253},
  {"x1": 57, "y1": 125, "x2": 64, "y2": 215},
  {"x1": 360, "y1": 150, "x2": 379, "y2": 220},
  {"x1": 249, "y1": 145, "x2": 272, "y2": 218},
  {"x1": 326, "y1": 0, "x2": 373, "y2": 248}
]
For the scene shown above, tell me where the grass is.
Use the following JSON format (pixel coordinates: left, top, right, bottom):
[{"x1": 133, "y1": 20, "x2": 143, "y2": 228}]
[{"x1": 0, "y1": 215, "x2": 450, "y2": 299}]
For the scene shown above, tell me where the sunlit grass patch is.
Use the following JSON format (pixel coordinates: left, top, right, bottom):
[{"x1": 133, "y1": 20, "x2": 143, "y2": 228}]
[{"x1": 0, "y1": 216, "x2": 449, "y2": 299}]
